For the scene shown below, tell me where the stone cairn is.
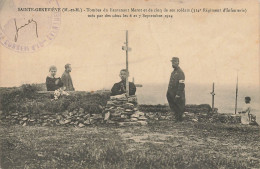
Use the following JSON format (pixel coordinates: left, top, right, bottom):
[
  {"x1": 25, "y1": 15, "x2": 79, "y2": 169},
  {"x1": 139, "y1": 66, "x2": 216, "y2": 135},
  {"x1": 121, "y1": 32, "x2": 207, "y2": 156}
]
[
  {"x1": 1, "y1": 107, "x2": 104, "y2": 127},
  {"x1": 140, "y1": 104, "x2": 242, "y2": 124},
  {"x1": 103, "y1": 94, "x2": 148, "y2": 126}
]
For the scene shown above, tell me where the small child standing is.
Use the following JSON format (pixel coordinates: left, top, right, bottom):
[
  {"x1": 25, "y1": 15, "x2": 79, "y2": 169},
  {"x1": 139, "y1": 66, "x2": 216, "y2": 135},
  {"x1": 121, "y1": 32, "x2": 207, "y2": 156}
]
[{"x1": 239, "y1": 97, "x2": 251, "y2": 125}]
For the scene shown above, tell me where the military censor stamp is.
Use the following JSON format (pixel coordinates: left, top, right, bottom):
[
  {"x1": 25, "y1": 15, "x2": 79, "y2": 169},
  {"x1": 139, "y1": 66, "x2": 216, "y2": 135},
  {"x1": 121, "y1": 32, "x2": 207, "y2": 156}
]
[{"x1": 0, "y1": 0, "x2": 61, "y2": 52}]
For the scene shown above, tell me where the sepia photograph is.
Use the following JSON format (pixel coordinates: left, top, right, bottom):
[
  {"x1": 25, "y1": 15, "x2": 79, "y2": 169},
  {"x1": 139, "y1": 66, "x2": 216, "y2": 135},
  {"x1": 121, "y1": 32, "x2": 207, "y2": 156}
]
[{"x1": 0, "y1": 0, "x2": 259, "y2": 168}]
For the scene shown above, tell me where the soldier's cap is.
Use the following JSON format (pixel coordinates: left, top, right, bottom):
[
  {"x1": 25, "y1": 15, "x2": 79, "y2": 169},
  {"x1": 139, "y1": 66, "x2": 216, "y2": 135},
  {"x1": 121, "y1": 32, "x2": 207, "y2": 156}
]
[
  {"x1": 245, "y1": 96, "x2": 251, "y2": 101},
  {"x1": 171, "y1": 57, "x2": 179, "y2": 62}
]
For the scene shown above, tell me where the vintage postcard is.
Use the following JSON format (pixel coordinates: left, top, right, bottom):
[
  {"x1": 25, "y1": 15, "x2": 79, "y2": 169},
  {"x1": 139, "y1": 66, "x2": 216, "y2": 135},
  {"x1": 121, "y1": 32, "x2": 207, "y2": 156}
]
[{"x1": 0, "y1": 0, "x2": 259, "y2": 168}]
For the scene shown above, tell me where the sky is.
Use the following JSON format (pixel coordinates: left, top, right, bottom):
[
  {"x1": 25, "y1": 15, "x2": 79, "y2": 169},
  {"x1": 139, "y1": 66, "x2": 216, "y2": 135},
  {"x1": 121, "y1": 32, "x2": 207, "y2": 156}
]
[{"x1": 0, "y1": 0, "x2": 259, "y2": 91}]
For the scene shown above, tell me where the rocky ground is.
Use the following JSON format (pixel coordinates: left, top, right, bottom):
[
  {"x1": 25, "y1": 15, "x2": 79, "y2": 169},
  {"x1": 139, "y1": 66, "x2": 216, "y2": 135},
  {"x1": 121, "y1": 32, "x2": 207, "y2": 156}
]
[{"x1": 0, "y1": 120, "x2": 259, "y2": 169}]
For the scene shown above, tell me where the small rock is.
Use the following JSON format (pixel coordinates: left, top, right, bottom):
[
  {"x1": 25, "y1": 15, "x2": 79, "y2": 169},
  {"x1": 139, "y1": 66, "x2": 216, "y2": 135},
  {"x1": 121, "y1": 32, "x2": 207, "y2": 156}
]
[
  {"x1": 123, "y1": 103, "x2": 134, "y2": 109},
  {"x1": 131, "y1": 114, "x2": 139, "y2": 118},
  {"x1": 56, "y1": 115, "x2": 62, "y2": 120},
  {"x1": 116, "y1": 107, "x2": 125, "y2": 111},
  {"x1": 138, "y1": 121, "x2": 148, "y2": 126},
  {"x1": 106, "y1": 101, "x2": 115, "y2": 106},
  {"x1": 130, "y1": 118, "x2": 138, "y2": 121},
  {"x1": 64, "y1": 119, "x2": 71, "y2": 124},
  {"x1": 192, "y1": 118, "x2": 198, "y2": 122},
  {"x1": 160, "y1": 116, "x2": 166, "y2": 120},
  {"x1": 84, "y1": 114, "x2": 91, "y2": 119},
  {"x1": 22, "y1": 117, "x2": 28, "y2": 121},
  {"x1": 110, "y1": 112, "x2": 121, "y2": 117},
  {"x1": 104, "y1": 112, "x2": 110, "y2": 121},
  {"x1": 78, "y1": 123, "x2": 85, "y2": 128},
  {"x1": 78, "y1": 113, "x2": 85, "y2": 117},
  {"x1": 42, "y1": 123, "x2": 48, "y2": 126},
  {"x1": 62, "y1": 110, "x2": 69, "y2": 116},
  {"x1": 121, "y1": 114, "x2": 128, "y2": 119},
  {"x1": 59, "y1": 120, "x2": 65, "y2": 125},
  {"x1": 108, "y1": 106, "x2": 115, "y2": 110},
  {"x1": 136, "y1": 111, "x2": 145, "y2": 116},
  {"x1": 84, "y1": 120, "x2": 90, "y2": 125},
  {"x1": 89, "y1": 119, "x2": 96, "y2": 124},
  {"x1": 132, "y1": 111, "x2": 144, "y2": 118},
  {"x1": 37, "y1": 153, "x2": 44, "y2": 157},
  {"x1": 138, "y1": 116, "x2": 147, "y2": 120},
  {"x1": 92, "y1": 114, "x2": 103, "y2": 119},
  {"x1": 126, "y1": 103, "x2": 134, "y2": 106},
  {"x1": 79, "y1": 108, "x2": 84, "y2": 113}
]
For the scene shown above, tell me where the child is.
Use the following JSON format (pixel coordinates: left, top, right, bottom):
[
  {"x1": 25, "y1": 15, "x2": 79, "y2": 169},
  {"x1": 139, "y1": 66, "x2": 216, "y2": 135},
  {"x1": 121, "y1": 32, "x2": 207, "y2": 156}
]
[
  {"x1": 46, "y1": 65, "x2": 63, "y2": 91},
  {"x1": 239, "y1": 97, "x2": 251, "y2": 125}
]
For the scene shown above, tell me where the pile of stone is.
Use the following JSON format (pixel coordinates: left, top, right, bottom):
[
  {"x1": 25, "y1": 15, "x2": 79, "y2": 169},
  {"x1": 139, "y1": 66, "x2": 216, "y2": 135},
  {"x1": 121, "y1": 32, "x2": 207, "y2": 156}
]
[
  {"x1": 145, "y1": 111, "x2": 242, "y2": 124},
  {"x1": 0, "y1": 108, "x2": 104, "y2": 127},
  {"x1": 182, "y1": 112, "x2": 241, "y2": 124},
  {"x1": 139, "y1": 104, "x2": 213, "y2": 114},
  {"x1": 103, "y1": 94, "x2": 147, "y2": 126},
  {"x1": 139, "y1": 104, "x2": 243, "y2": 124},
  {"x1": 140, "y1": 104, "x2": 213, "y2": 122},
  {"x1": 56, "y1": 108, "x2": 103, "y2": 127}
]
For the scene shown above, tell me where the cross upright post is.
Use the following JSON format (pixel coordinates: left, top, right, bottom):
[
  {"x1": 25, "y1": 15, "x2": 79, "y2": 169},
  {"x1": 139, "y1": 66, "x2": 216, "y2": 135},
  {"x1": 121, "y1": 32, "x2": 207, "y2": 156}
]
[
  {"x1": 210, "y1": 82, "x2": 215, "y2": 111},
  {"x1": 235, "y1": 74, "x2": 238, "y2": 114},
  {"x1": 122, "y1": 30, "x2": 130, "y2": 97},
  {"x1": 126, "y1": 30, "x2": 129, "y2": 97}
]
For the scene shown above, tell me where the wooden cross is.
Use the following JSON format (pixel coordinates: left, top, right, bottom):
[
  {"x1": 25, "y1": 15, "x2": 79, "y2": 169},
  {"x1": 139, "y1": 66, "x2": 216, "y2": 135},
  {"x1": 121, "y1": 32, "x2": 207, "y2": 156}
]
[
  {"x1": 210, "y1": 82, "x2": 215, "y2": 111},
  {"x1": 122, "y1": 30, "x2": 142, "y2": 96},
  {"x1": 122, "y1": 30, "x2": 131, "y2": 96},
  {"x1": 235, "y1": 74, "x2": 238, "y2": 114}
]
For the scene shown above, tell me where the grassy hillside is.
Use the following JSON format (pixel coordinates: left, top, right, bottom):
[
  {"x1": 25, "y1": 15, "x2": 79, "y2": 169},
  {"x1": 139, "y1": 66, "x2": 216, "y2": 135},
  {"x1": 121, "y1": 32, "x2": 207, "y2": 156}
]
[{"x1": 0, "y1": 121, "x2": 259, "y2": 169}]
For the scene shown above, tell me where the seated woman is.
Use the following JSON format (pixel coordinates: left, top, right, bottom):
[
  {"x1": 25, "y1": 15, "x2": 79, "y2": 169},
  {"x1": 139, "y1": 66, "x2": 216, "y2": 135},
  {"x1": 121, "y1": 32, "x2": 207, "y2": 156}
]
[
  {"x1": 239, "y1": 96, "x2": 251, "y2": 125},
  {"x1": 46, "y1": 65, "x2": 63, "y2": 91}
]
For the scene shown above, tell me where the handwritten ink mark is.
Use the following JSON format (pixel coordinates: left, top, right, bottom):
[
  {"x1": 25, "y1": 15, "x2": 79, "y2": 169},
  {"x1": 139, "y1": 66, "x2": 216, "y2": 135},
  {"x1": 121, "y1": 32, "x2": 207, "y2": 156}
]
[{"x1": 14, "y1": 18, "x2": 38, "y2": 42}]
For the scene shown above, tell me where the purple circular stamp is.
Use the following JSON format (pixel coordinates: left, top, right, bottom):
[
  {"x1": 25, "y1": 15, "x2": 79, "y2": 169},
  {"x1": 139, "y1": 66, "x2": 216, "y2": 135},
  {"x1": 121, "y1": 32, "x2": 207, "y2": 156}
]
[{"x1": 0, "y1": 0, "x2": 61, "y2": 52}]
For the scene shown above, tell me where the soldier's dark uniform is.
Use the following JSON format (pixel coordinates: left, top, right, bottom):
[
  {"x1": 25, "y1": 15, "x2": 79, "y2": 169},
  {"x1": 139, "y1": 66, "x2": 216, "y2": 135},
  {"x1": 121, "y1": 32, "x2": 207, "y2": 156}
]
[
  {"x1": 167, "y1": 59, "x2": 185, "y2": 121},
  {"x1": 111, "y1": 80, "x2": 136, "y2": 96}
]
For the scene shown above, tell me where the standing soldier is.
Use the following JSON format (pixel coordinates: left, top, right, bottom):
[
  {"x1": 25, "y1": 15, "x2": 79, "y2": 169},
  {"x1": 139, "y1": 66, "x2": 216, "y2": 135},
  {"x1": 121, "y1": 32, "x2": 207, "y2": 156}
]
[{"x1": 167, "y1": 57, "x2": 185, "y2": 122}]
